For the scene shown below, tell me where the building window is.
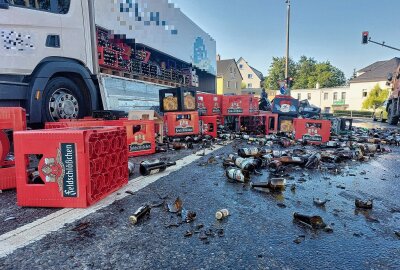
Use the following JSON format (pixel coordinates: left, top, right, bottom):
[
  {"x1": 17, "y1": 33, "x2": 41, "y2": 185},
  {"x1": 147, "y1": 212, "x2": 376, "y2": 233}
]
[
  {"x1": 307, "y1": 93, "x2": 311, "y2": 100},
  {"x1": 227, "y1": 81, "x2": 231, "y2": 88},
  {"x1": 239, "y1": 64, "x2": 243, "y2": 69},
  {"x1": 248, "y1": 74, "x2": 253, "y2": 79},
  {"x1": 324, "y1": 93, "x2": 328, "y2": 100},
  {"x1": 10, "y1": 0, "x2": 71, "y2": 14},
  {"x1": 235, "y1": 82, "x2": 238, "y2": 89},
  {"x1": 324, "y1": 107, "x2": 331, "y2": 113},
  {"x1": 297, "y1": 93, "x2": 301, "y2": 100},
  {"x1": 248, "y1": 83, "x2": 252, "y2": 88},
  {"x1": 341, "y1": 92, "x2": 346, "y2": 100},
  {"x1": 230, "y1": 67, "x2": 233, "y2": 73},
  {"x1": 362, "y1": 89, "x2": 367, "y2": 97},
  {"x1": 333, "y1": 92, "x2": 338, "y2": 101}
]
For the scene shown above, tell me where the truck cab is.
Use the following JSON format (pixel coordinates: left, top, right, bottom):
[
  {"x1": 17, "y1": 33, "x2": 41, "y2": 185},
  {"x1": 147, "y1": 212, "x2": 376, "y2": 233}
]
[{"x1": 0, "y1": 0, "x2": 99, "y2": 124}]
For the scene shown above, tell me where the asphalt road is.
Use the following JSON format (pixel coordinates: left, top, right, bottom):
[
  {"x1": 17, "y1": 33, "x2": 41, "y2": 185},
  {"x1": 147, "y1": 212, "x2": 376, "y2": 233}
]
[{"x1": 1, "y1": 119, "x2": 400, "y2": 269}]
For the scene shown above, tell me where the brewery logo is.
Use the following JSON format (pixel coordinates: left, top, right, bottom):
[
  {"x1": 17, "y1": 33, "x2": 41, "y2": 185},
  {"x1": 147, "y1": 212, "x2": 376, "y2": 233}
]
[
  {"x1": 227, "y1": 100, "x2": 243, "y2": 114},
  {"x1": 197, "y1": 97, "x2": 207, "y2": 114},
  {"x1": 40, "y1": 143, "x2": 77, "y2": 197},
  {"x1": 212, "y1": 97, "x2": 221, "y2": 113},
  {"x1": 303, "y1": 125, "x2": 322, "y2": 141},
  {"x1": 175, "y1": 119, "x2": 193, "y2": 134}
]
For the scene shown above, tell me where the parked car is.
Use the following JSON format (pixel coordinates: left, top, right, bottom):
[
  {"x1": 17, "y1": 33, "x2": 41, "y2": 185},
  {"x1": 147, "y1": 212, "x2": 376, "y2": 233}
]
[{"x1": 372, "y1": 100, "x2": 388, "y2": 122}]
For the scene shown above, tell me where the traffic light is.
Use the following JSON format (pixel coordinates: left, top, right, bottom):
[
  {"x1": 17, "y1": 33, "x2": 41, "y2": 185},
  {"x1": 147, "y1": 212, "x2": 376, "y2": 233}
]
[{"x1": 362, "y1": 31, "x2": 369, "y2": 44}]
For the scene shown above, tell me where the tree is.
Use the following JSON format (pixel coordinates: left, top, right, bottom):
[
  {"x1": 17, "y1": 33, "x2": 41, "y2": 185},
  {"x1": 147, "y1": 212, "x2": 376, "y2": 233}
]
[
  {"x1": 293, "y1": 56, "x2": 316, "y2": 89},
  {"x1": 241, "y1": 82, "x2": 247, "y2": 89},
  {"x1": 312, "y1": 62, "x2": 346, "y2": 88},
  {"x1": 264, "y1": 56, "x2": 346, "y2": 90},
  {"x1": 264, "y1": 57, "x2": 297, "y2": 90},
  {"x1": 362, "y1": 84, "x2": 389, "y2": 112}
]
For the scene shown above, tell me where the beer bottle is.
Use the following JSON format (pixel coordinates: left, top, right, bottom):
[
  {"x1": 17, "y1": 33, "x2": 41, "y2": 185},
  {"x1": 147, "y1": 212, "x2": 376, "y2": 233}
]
[
  {"x1": 268, "y1": 160, "x2": 283, "y2": 172},
  {"x1": 129, "y1": 204, "x2": 151, "y2": 224},
  {"x1": 226, "y1": 168, "x2": 249, "y2": 182},
  {"x1": 128, "y1": 160, "x2": 135, "y2": 176},
  {"x1": 139, "y1": 161, "x2": 177, "y2": 176},
  {"x1": 238, "y1": 147, "x2": 261, "y2": 158},
  {"x1": 293, "y1": 212, "x2": 326, "y2": 229},
  {"x1": 215, "y1": 209, "x2": 230, "y2": 220},
  {"x1": 228, "y1": 154, "x2": 255, "y2": 172}
]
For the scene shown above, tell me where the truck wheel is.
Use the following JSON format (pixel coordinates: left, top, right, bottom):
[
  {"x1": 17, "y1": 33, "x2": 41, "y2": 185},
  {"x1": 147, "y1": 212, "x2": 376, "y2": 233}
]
[
  {"x1": 42, "y1": 77, "x2": 86, "y2": 122},
  {"x1": 387, "y1": 103, "x2": 399, "y2": 125}
]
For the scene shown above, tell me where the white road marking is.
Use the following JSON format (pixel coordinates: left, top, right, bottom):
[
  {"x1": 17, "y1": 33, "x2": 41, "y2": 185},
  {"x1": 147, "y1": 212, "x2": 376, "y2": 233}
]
[{"x1": 0, "y1": 144, "x2": 227, "y2": 258}]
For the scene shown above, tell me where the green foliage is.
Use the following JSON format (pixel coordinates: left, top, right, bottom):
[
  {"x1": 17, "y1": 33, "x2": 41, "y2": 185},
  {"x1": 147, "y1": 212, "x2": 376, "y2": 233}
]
[
  {"x1": 241, "y1": 82, "x2": 247, "y2": 89},
  {"x1": 362, "y1": 84, "x2": 389, "y2": 111},
  {"x1": 264, "y1": 56, "x2": 346, "y2": 90}
]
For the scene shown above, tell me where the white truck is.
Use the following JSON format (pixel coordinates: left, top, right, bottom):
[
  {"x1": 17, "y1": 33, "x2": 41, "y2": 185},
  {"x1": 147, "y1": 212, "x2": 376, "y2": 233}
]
[{"x1": 0, "y1": 0, "x2": 216, "y2": 124}]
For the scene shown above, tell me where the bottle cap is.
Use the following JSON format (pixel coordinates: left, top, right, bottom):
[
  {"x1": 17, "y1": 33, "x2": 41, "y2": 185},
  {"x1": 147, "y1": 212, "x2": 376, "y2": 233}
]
[
  {"x1": 215, "y1": 211, "x2": 223, "y2": 220},
  {"x1": 129, "y1": 215, "x2": 138, "y2": 224}
]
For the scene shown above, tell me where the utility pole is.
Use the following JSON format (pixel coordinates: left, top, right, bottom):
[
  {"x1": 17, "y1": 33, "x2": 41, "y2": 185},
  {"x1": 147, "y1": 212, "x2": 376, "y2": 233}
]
[{"x1": 285, "y1": 0, "x2": 291, "y2": 95}]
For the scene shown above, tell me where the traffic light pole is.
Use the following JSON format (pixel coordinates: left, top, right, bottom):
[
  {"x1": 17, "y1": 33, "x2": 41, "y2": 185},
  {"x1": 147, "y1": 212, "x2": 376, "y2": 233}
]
[
  {"x1": 368, "y1": 38, "x2": 400, "y2": 52},
  {"x1": 285, "y1": 0, "x2": 291, "y2": 95}
]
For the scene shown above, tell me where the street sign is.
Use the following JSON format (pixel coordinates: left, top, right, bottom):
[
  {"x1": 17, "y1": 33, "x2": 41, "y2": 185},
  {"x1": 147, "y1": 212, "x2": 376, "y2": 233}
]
[{"x1": 280, "y1": 86, "x2": 286, "y2": 95}]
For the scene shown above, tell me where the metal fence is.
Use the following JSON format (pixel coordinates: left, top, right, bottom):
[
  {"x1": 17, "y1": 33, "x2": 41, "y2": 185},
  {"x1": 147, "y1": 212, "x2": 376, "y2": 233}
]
[{"x1": 333, "y1": 110, "x2": 373, "y2": 118}]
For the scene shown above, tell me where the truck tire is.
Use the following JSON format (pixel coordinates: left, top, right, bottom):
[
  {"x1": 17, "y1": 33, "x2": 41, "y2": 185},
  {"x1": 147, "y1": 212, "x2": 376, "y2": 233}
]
[
  {"x1": 387, "y1": 102, "x2": 399, "y2": 125},
  {"x1": 42, "y1": 77, "x2": 86, "y2": 122}
]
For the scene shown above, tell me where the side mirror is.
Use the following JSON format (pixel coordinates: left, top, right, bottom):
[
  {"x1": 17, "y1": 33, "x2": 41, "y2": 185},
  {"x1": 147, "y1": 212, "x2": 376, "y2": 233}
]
[
  {"x1": 387, "y1": 73, "x2": 393, "y2": 82},
  {"x1": 0, "y1": 0, "x2": 9, "y2": 9}
]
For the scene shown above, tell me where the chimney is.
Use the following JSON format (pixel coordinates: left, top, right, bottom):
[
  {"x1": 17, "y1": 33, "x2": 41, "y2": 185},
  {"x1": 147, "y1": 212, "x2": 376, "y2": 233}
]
[
  {"x1": 316, "y1": 82, "x2": 320, "y2": 89},
  {"x1": 216, "y1": 54, "x2": 221, "y2": 61}
]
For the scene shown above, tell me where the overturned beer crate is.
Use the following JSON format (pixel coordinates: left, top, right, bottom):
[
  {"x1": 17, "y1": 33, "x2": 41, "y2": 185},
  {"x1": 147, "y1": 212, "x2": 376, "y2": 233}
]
[
  {"x1": 14, "y1": 127, "x2": 128, "y2": 208},
  {"x1": 0, "y1": 107, "x2": 27, "y2": 190},
  {"x1": 164, "y1": 111, "x2": 200, "y2": 137},
  {"x1": 46, "y1": 119, "x2": 155, "y2": 157},
  {"x1": 293, "y1": 119, "x2": 331, "y2": 144}
]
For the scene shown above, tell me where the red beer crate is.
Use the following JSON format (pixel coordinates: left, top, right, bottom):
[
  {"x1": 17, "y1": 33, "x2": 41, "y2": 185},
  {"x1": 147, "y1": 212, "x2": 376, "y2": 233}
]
[
  {"x1": 222, "y1": 95, "x2": 251, "y2": 116},
  {"x1": 14, "y1": 127, "x2": 128, "y2": 208},
  {"x1": 293, "y1": 118, "x2": 331, "y2": 144},
  {"x1": 46, "y1": 119, "x2": 156, "y2": 157},
  {"x1": 105, "y1": 119, "x2": 155, "y2": 157},
  {"x1": 0, "y1": 107, "x2": 27, "y2": 190},
  {"x1": 249, "y1": 96, "x2": 260, "y2": 115},
  {"x1": 263, "y1": 113, "x2": 279, "y2": 134},
  {"x1": 164, "y1": 111, "x2": 200, "y2": 137},
  {"x1": 200, "y1": 116, "x2": 217, "y2": 138},
  {"x1": 197, "y1": 93, "x2": 222, "y2": 116}
]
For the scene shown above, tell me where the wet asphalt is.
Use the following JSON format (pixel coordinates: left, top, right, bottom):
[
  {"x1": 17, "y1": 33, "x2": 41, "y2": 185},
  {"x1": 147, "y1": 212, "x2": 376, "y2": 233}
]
[{"x1": 0, "y1": 119, "x2": 400, "y2": 269}]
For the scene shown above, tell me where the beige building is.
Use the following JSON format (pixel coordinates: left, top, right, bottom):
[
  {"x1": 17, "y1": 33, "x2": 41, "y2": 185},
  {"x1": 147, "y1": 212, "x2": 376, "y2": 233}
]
[
  {"x1": 216, "y1": 57, "x2": 243, "y2": 95},
  {"x1": 237, "y1": 57, "x2": 264, "y2": 89},
  {"x1": 290, "y1": 57, "x2": 400, "y2": 112}
]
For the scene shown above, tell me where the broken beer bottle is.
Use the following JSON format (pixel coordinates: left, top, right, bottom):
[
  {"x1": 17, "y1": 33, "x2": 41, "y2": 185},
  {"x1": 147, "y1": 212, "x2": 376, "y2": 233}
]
[
  {"x1": 293, "y1": 212, "x2": 326, "y2": 229},
  {"x1": 139, "y1": 160, "x2": 177, "y2": 176}
]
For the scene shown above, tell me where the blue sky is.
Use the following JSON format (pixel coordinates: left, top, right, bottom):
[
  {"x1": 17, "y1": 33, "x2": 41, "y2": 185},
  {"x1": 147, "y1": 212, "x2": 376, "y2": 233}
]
[{"x1": 172, "y1": 0, "x2": 400, "y2": 78}]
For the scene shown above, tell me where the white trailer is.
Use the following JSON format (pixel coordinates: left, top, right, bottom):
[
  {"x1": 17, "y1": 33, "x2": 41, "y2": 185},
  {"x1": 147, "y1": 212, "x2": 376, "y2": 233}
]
[{"x1": 0, "y1": 0, "x2": 216, "y2": 123}]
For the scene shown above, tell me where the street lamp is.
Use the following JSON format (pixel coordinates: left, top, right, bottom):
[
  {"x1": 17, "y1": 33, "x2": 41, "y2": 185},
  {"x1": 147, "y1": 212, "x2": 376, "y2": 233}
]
[{"x1": 285, "y1": 0, "x2": 291, "y2": 95}]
